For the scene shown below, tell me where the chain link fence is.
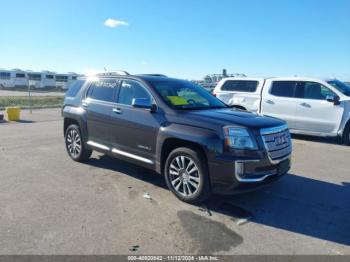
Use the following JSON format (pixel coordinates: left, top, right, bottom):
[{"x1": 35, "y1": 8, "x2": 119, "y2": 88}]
[{"x1": 0, "y1": 78, "x2": 66, "y2": 112}]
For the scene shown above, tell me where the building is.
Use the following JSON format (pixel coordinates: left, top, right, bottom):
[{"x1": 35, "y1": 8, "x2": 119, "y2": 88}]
[{"x1": 0, "y1": 68, "x2": 81, "y2": 89}]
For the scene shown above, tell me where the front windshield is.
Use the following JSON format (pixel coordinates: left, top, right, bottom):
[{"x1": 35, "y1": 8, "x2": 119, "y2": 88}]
[
  {"x1": 326, "y1": 80, "x2": 350, "y2": 96},
  {"x1": 149, "y1": 79, "x2": 227, "y2": 110}
]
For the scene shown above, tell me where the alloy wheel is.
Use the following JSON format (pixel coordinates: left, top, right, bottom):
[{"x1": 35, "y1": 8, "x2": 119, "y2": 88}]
[
  {"x1": 169, "y1": 155, "x2": 201, "y2": 197},
  {"x1": 66, "y1": 129, "x2": 82, "y2": 158}
]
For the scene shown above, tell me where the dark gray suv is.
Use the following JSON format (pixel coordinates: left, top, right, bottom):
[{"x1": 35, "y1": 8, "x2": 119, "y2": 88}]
[{"x1": 62, "y1": 72, "x2": 292, "y2": 203}]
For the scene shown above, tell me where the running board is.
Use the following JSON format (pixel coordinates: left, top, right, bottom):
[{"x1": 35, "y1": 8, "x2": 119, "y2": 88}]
[
  {"x1": 112, "y1": 148, "x2": 154, "y2": 164},
  {"x1": 87, "y1": 141, "x2": 110, "y2": 151},
  {"x1": 87, "y1": 140, "x2": 153, "y2": 164}
]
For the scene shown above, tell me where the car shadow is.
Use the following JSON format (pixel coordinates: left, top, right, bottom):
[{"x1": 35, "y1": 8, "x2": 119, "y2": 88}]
[
  {"x1": 205, "y1": 174, "x2": 350, "y2": 246},
  {"x1": 14, "y1": 120, "x2": 37, "y2": 123},
  {"x1": 85, "y1": 154, "x2": 168, "y2": 189},
  {"x1": 85, "y1": 155, "x2": 350, "y2": 246},
  {"x1": 0, "y1": 119, "x2": 36, "y2": 124}
]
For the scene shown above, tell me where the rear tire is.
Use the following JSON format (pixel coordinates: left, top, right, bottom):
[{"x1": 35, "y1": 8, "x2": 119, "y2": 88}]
[
  {"x1": 343, "y1": 123, "x2": 350, "y2": 146},
  {"x1": 164, "y1": 147, "x2": 211, "y2": 204},
  {"x1": 65, "y1": 124, "x2": 92, "y2": 162}
]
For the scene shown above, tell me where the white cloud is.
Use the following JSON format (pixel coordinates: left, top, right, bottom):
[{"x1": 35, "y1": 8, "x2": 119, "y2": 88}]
[
  {"x1": 141, "y1": 60, "x2": 148, "y2": 65},
  {"x1": 104, "y1": 18, "x2": 129, "y2": 28}
]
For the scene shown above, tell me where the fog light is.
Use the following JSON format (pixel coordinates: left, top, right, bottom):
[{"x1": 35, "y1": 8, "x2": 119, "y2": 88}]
[{"x1": 235, "y1": 162, "x2": 245, "y2": 177}]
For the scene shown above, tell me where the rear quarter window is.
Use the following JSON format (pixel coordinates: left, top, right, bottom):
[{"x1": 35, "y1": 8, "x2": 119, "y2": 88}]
[
  {"x1": 221, "y1": 80, "x2": 258, "y2": 92},
  {"x1": 65, "y1": 80, "x2": 85, "y2": 97},
  {"x1": 270, "y1": 81, "x2": 297, "y2": 98},
  {"x1": 87, "y1": 79, "x2": 118, "y2": 102}
]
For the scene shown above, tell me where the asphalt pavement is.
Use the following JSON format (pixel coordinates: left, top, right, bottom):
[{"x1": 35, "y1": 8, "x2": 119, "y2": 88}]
[{"x1": 0, "y1": 109, "x2": 349, "y2": 254}]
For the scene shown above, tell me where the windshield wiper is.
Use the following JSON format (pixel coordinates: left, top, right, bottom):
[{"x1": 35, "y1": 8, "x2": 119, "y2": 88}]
[
  {"x1": 176, "y1": 106, "x2": 226, "y2": 110},
  {"x1": 209, "y1": 106, "x2": 227, "y2": 109}
]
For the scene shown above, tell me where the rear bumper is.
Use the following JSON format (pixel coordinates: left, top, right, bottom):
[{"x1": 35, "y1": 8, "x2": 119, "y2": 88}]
[{"x1": 208, "y1": 154, "x2": 291, "y2": 195}]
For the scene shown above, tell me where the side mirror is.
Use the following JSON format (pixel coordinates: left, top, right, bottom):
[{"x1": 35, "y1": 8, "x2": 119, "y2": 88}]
[
  {"x1": 132, "y1": 98, "x2": 157, "y2": 112},
  {"x1": 326, "y1": 95, "x2": 340, "y2": 105}
]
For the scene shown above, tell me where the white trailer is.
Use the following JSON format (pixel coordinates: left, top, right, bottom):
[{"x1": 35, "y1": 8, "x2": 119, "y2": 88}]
[
  {"x1": 56, "y1": 73, "x2": 79, "y2": 89},
  {"x1": 55, "y1": 74, "x2": 69, "y2": 89},
  {"x1": 0, "y1": 69, "x2": 29, "y2": 88},
  {"x1": 12, "y1": 69, "x2": 28, "y2": 87},
  {"x1": 0, "y1": 69, "x2": 12, "y2": 88},
  {"x1": 26, "y1": 71, "x2": 43, "y2": 88},
  {"x1": 1, "y1": 68, "x2": 83, "y2": 89},
  {"x1": 41, "y1": 71, "x2": 56, "y2": 88}
]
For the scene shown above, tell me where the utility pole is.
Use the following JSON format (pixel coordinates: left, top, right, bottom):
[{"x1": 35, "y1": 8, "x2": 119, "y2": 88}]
[{"x1": 28, "y1": 79, "x2": 32, "y2": 114}]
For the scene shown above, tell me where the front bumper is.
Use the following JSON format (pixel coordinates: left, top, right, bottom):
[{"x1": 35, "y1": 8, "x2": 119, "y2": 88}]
[
  {"x1": 208, "y1": 154, "x2": 291, "y2": 195},
  {"x1": 234, "y1": 155, "x2": 290, "y2": 183}
]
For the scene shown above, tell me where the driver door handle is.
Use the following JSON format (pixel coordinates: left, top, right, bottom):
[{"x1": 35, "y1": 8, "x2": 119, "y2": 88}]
[
  {"x1": 300, "y1": 102, "x2": 311, "y2": 108},
  {"x1": 113, "y1": 108, "x2": 122, "y2": 114}
]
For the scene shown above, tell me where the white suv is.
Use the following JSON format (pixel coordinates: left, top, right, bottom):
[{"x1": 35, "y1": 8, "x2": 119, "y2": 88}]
[{"x1": 213, "y1": 77, "x2": 350, "y2": 144}]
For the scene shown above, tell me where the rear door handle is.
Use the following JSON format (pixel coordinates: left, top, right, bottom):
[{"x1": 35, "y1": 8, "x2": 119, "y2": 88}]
[
  {"x1": 300, "y1": 102, "x2": 311, "y2": 108},
  {"x1": 81, "y1": 101, "x2": 89, "y2": 108},
  {"x1": 266, "y1": 99, "x2": 274, "y2": 104},
  {"x1": 113, "y1": 108, "x2": 122, "y2": 114}
]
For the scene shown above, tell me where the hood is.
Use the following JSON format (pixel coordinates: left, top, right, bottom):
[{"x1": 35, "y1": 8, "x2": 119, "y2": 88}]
[{"x1": 181, "y1": 108, "x2": 286, "y2": 129}]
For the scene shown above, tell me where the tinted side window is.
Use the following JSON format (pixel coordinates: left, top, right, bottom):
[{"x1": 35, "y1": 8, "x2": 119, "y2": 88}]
[
  {"x1": 0, "y1": 72, "x2": 11, "y2": 79},
  {"x1": 16, "y1": 73, "x2": 26, "y2": 78},
  {"x1": 118, "y1": 80, "x2": 151, "y2": 105},
  {"x1": 221, "y1": 80, "x2": 258, "y2": 92},
  {"x1": 87, "y1": 79, "x2": 118, "y2": 102},
  {"x1": 270, "y1": 81, "x2": 297, "y2": 98},
  {"x1": 66, "y1": 80, "x2": 85, "y2": 97},
  {"x1": 299, "y1": 82, "x2": 335, "y2": 100}
]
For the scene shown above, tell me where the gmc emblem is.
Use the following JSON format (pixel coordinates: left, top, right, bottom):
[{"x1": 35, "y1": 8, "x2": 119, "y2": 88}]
[{"x1": 274, "y1": 135, "x2": 287, "y2": 146}]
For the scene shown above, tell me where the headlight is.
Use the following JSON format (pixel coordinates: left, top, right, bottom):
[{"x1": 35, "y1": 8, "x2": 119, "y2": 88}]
[{"x1": 223, "y1": 126, "x2": 257, "y2": 150}]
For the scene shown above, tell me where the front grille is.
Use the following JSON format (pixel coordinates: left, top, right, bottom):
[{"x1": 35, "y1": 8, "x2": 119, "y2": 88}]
[{"x1": 260, "y1": 125, "x2": 292, "y2": 162}]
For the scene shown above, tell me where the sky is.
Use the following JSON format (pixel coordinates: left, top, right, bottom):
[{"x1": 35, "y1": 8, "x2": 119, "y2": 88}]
[{"x1": 0, "y1": 0, "x2": 349, "y2": 80}]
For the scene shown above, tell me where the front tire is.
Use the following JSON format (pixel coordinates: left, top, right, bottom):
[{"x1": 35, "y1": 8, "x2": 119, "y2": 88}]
[
  {"x1": 164, "y1": 147, "x2": 211, "y2": 204},
  {"x1": 65, "y1": 124, "x2": 92, "y2": 162}
]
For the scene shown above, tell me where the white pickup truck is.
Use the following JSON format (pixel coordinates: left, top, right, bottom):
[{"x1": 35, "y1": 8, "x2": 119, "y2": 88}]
[{"x1": 213, "y1": 77, "x2": 350, "y2": 144}]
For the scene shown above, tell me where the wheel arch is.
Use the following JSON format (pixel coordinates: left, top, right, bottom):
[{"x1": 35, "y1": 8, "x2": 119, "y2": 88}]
[
  {"x1": 156, "y1": 124, "x2": 221, "y2": 173},
  {"x1": 62, "y1": 105, "x2": 88, "y2": 142},
  {"x1": 160, "y1": 138, "x2": 208, "y2": 177},
  {"x1": 63, "y1": 118, "x2": 80, "y2": 135},
  {"x1": 231, "y1": 105, "x2": 247, "y2": 111},
  {"x1": 342, "y1": 119, "x2": 350, "y2": 144}
]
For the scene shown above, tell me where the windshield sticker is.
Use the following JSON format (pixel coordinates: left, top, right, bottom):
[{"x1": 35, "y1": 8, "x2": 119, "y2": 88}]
[{"x1": 167, "y1": 96, "x2": 189, "y2": 106}]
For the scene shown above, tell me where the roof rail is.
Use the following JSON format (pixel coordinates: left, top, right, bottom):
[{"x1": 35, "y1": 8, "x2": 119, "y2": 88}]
[
  {"x1": 97, "y1": 70, "x2": 130, "y2": 77},
  {"x1": 137, "y1": 74, "x2": 167, "y2": 77}
]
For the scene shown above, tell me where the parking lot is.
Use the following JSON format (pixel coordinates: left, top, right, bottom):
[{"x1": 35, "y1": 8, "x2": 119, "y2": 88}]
[{"x1": 0, "y1": 108, "x2": 349, "y2": 255}]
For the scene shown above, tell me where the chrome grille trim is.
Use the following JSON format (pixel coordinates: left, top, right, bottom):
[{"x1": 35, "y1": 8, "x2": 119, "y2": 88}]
[
  {"x1": 260, "y1": 124, "x2": 289, "y2": 135},
  {"x1": 260, "y1": 125, "x2": 292, "y2": 164}
]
